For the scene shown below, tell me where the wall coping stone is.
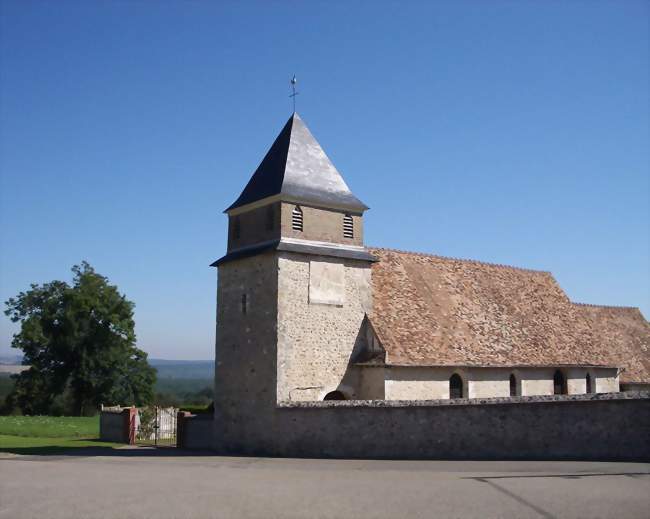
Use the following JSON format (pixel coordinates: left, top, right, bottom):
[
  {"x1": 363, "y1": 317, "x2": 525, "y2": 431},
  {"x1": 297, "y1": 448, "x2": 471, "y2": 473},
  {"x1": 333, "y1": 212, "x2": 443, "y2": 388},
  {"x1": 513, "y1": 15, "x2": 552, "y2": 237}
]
[
  {"x1": 277, "y1": 391, "x2": 650, "y2": 409},
  {"x1": 184, "y1": 413, "x2": 213, "y2": 420}
]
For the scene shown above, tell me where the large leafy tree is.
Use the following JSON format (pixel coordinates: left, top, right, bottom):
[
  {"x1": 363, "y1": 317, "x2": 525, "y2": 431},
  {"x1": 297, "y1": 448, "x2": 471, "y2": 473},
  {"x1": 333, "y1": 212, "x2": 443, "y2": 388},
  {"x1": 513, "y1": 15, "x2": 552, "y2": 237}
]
[{"x1": 5, "y1": 262, "x2": 156, "y2": 415}]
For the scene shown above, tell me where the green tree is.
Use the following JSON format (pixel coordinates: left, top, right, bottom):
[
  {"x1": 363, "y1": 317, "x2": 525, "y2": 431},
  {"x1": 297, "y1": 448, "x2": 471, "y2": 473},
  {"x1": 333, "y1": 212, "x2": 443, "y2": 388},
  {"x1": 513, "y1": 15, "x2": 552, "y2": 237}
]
[{"x1": 4, "y1": 262, "x2": 156, "y2": 416}]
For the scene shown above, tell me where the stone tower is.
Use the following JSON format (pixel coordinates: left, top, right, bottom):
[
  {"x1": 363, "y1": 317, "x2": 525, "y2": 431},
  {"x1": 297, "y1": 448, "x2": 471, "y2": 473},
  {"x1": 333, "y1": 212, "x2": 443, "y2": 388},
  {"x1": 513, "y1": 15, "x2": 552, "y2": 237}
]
[{"x1": 212, "y1": 113, "x2": 374, "y2": 451}]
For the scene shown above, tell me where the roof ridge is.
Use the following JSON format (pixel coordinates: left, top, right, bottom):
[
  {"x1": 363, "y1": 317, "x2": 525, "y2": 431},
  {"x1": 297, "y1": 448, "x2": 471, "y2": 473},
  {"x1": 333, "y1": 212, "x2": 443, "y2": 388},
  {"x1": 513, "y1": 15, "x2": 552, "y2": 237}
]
[
  {"x1": 369, "y1": 246, "x2": 550, "y2": 275},
  {"x1": 573, "y1": 302, "x2": 639, "y2": 311}
]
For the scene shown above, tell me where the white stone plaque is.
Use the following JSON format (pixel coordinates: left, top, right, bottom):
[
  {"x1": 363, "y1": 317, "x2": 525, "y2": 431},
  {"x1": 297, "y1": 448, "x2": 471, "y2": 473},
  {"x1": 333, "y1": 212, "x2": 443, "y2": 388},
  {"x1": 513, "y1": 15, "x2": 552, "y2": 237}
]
[{"x1": 309, "y1": 261, "x2": 345, "y2": 306}]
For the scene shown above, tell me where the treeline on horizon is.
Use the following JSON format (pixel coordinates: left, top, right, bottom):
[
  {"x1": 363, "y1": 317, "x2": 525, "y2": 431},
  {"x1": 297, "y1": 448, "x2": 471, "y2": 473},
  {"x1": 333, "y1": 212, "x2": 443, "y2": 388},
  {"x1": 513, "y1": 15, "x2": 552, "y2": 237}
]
[
  {"x1": 0, "y1": 358, "x2": 215, "y2": 415},
  {"x1": 0, "y1": 372, "x2": 213, "y2": 416}
]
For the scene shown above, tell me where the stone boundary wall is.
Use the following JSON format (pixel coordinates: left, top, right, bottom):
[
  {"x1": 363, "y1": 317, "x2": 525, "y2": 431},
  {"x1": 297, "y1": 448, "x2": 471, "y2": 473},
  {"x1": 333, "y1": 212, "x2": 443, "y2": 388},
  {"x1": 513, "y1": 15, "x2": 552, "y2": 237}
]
[
  {"x1": 178, "y1": 413, "x2": 213, "y2": 450},
  {"x1": 277, "y1": 390, "x2": 647, "y2": 408},
  {"x1": 99, "y1": 407, "x2": 135, "y2": 444},
  {"x1": 208, "y1": 392, "x2": 650, "y2": 460}
]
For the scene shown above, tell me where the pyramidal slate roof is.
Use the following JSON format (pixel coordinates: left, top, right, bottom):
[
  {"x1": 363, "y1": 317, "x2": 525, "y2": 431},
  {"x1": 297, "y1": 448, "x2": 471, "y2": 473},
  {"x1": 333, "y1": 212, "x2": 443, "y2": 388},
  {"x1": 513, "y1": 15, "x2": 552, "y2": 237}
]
[{"x1": 226, "y1": 113, "x2": 368, "y2": 213}]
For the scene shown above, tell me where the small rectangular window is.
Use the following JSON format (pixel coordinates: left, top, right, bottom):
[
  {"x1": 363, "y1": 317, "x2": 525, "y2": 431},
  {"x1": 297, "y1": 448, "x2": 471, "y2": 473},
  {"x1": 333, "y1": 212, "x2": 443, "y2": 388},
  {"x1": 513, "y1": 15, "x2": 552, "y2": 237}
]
[
  {"x1": 343, "y1": 214, "x2": 354, "y2": 239},
  {"x1": 509, "y1": 374, "x2": 517, "y2": 397},
  {"x1": 241, "y1": 293, "x2": 247, "y2": 315}
]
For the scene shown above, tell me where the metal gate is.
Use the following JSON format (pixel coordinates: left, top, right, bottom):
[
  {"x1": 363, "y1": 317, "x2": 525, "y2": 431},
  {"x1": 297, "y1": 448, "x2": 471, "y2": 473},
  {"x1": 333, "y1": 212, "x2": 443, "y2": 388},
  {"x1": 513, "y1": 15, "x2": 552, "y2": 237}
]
[{"x1": 134, "y1": 406, "x2": 177, "y2": 447}]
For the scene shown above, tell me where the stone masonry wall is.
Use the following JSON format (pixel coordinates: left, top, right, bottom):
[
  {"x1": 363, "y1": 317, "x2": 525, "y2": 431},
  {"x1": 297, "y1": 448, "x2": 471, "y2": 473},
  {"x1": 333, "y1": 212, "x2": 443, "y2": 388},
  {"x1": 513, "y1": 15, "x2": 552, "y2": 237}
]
[
  {"x1": 277, "y1": 252, "x2": 372, "y2": 401},
  {"x1": 281, "y1": 203, "x2": 363, "y2": 246},
  {"x1": 179, "y1": 414, "x2": 213, "y2": 450},
  {"x1": 375, "y1": 366, "x2": 620, "y2": 400},
  {"x1": 99, "y1": 408, "x2": 135, "y2": 444},
  {"x1": 383, "y1": 367, "x2": 450, "y2": 400},
  {"x1": 593, "y1": 368, "x2": 619, "y2": 393},
  {"x1": 213, "y1": 252, "x2": 279, "y2": 453},
  {"x1": 99, "y1": 410, "x2": 127, "y2": 443},
  {"x1": 227, "y1": 202, "x2": 281, "y2": 251},
  {"x1": 207, "y1": 392, "x2": 650, "y2": 460}
]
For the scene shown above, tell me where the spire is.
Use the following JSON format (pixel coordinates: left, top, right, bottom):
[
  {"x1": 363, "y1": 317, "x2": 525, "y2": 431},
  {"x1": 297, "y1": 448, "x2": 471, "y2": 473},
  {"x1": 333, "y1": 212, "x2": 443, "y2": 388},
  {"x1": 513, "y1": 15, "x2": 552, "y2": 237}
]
[{"x1": 225, "y1": 113, "x2": 368, "y2": 213}]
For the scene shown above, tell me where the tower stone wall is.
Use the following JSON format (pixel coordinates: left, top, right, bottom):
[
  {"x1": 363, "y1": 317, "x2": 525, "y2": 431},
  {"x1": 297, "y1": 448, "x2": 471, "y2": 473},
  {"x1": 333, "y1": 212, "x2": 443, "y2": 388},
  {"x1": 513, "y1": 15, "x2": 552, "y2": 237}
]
[
  {"x1": 277, "y1": 252, "x2": 372, "y2": 401},
  {"x1": 213, "y1": 253, "x2": 279, "y2": 453},
  {"x1": 280, "y1": 202, "x2": 364, "y2": 246},
  {"x1": 227, "y1": 201, "x2": 281, "y2": 251},
  {"x1": 213, "y1": 248, "x2": 373, "y2": 451}
]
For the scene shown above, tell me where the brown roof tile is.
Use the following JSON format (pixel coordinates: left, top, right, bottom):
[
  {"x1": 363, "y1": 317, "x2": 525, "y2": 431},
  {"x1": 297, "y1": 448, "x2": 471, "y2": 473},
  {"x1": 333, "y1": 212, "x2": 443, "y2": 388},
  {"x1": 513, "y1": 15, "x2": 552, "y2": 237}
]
[
  {"x1": 368, "y1": 247, "x2": 650, "y2": 383},
  {"x1": 573, "y1": 303, "x2": 650, "y2": 383}
]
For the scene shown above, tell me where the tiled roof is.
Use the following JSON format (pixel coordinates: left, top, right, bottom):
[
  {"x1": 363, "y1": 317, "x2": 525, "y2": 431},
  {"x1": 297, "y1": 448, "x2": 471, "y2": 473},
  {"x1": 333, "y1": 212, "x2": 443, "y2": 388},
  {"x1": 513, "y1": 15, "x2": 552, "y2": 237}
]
[
  {"x1": 574, "y1": 303, "x2": 650, "y2": 383},
  {"x1": 368, "y1": 248, "x2": 650, "y2": 383}
]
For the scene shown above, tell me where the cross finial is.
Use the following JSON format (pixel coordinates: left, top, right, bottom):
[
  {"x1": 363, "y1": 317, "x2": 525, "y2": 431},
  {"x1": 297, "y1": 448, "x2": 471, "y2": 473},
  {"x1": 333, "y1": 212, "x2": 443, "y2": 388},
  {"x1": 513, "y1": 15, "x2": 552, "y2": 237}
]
[{"x1": 289, "y1": 75, "x2": 299, "y2": 113}]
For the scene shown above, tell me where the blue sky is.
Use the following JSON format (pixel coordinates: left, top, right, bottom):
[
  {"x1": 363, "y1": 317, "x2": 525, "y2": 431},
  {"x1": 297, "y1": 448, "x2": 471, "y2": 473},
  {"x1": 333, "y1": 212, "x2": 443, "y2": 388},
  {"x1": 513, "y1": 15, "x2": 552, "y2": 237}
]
[{"x1": 1, "y1": 1, "x2": 648, "y2": 360}]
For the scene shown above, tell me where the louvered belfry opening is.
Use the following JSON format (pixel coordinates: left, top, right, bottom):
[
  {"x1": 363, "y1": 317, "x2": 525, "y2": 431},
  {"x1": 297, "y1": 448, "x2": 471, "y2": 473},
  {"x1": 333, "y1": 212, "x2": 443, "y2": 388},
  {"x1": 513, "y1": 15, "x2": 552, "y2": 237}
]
[
  {"x1": 343, "y1": 214, "x2": 354, "y2": 238},
  {"x1": 292, "y1": 205, "x2": 303, "y2": 231}
]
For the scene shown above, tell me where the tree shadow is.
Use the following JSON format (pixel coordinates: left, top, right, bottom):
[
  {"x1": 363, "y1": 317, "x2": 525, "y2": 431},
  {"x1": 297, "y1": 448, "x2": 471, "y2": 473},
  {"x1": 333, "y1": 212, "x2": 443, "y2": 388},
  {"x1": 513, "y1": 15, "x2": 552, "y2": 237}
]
[{"x1": 0, "y1": 439, "x2": 214, "y2": 457}]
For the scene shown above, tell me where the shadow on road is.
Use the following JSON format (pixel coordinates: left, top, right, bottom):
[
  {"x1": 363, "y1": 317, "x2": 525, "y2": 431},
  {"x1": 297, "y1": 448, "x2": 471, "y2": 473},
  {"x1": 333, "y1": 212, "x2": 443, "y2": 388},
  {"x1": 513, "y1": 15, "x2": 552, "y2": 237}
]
[
  {"x1": 0, "y1": 440, "x2": 214, "y2": 457},
  {"x1": 468, "y1": 472, "x2": 649, "y2": 519},
  {"x1": 3, "y1": 442, "x2": 650, "y2": 465},
  {"x1": 464, "y1": 472, "x2": 650, "y2": 480}
]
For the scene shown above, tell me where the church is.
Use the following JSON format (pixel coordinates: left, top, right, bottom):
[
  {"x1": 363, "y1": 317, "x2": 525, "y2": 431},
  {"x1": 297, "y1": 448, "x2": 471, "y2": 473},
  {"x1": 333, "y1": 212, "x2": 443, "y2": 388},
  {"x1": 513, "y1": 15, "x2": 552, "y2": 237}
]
[
  {"x1": 212, "y1": 112, "x2": 649, "y2": 408},
  {"x1": 195, "y1": 112, "x2": 650, "y2": 458}
]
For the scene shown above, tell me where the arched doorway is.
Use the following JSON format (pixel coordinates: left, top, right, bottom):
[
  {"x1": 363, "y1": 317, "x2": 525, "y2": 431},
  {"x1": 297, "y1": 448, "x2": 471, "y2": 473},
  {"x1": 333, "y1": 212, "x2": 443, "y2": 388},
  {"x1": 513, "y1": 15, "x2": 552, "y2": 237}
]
[
  {"x1": 323, "y1": 390, "x2": 346, "y2": 401},
  {"x1": 553, "y1": 370, "x2": 566, "y2": 395},
  {"x1": 509, "y1": 374, "x2": 517, "y2": 397},
  {"x1": 449, "y1": 374, "x2": 463, "y2": 399}
]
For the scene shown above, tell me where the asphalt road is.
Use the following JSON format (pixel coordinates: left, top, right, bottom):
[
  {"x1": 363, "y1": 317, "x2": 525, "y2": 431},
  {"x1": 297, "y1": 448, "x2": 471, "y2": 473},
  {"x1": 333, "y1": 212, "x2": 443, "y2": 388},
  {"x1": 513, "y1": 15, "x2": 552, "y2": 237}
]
[{"x1": 1, "y1": 449, "x2": 648, "y2": 519}]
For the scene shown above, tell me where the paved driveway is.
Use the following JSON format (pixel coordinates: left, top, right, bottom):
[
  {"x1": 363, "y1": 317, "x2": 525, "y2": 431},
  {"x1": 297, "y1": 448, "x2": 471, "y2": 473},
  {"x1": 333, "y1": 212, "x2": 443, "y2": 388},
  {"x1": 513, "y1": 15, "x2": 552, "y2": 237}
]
[{"x1": 1, "y1": 450, "x2": 648, "y2": 518}]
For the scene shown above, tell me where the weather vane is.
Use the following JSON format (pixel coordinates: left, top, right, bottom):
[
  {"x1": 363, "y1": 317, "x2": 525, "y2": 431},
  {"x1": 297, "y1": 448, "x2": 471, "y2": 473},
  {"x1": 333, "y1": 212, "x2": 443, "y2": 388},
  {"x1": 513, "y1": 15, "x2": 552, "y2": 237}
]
[{"x1": 289, "y1": 75, "x2": 299, "y2": 113}]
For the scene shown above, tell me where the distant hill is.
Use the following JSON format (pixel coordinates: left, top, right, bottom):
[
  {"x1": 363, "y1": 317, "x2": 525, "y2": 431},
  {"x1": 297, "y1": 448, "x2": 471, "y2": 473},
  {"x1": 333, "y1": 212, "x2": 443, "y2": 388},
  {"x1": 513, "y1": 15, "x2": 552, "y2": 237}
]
[
  {"x1": 0, "y1": 354, "x2": 23, "y2": 365},
  {"x1": 0, "y1": 356, "x2": 214, "y2": 379},
  {"x1": 148, "y1": 359, "x2": 214, "y2": 380},
  {"x1": 0, "y1": 358, "x2": 214, "y2": 411},
  {"x1": 0, "y1": 354, "x2": 26, "y2": 375},
  {"x1": 0, "y1": 365, "x2": 28, "y2": 374}
]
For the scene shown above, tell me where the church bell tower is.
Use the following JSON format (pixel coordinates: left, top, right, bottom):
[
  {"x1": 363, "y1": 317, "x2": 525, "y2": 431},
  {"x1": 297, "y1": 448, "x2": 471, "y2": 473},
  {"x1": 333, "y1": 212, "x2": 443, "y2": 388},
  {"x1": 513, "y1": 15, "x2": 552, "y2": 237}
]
[
  {"x1": 217, "y1": 112, "x2": 373, "y2": 260},
  {"x1": 212, "y1": 113, "x2": 374, "y2": 449}
]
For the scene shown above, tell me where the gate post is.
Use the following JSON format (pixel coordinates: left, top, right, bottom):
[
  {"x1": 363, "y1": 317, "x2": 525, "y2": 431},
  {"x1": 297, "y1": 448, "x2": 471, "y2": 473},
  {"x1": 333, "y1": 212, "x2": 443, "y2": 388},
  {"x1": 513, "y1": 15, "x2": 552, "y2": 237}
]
[
  {"x1": 177, "y1": 411, "x2": 192, "y2": 448},
  {"x1": 122, "y1": 407, "x2": 137, "y2": 445}
]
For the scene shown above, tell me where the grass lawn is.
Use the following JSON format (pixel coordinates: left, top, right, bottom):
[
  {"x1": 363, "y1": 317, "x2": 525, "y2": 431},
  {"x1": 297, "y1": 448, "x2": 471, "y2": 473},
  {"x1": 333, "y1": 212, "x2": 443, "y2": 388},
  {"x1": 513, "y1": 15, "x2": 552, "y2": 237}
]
[
  {"x1": 0, "y1": 434, "x2": 120, "y2": 455},
  {"x1": 0, "y1": 415, "x2": 123, "y2": 455},
  {"x1": 0, "y1": 415, "x2": 99, "y2": 437}
]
